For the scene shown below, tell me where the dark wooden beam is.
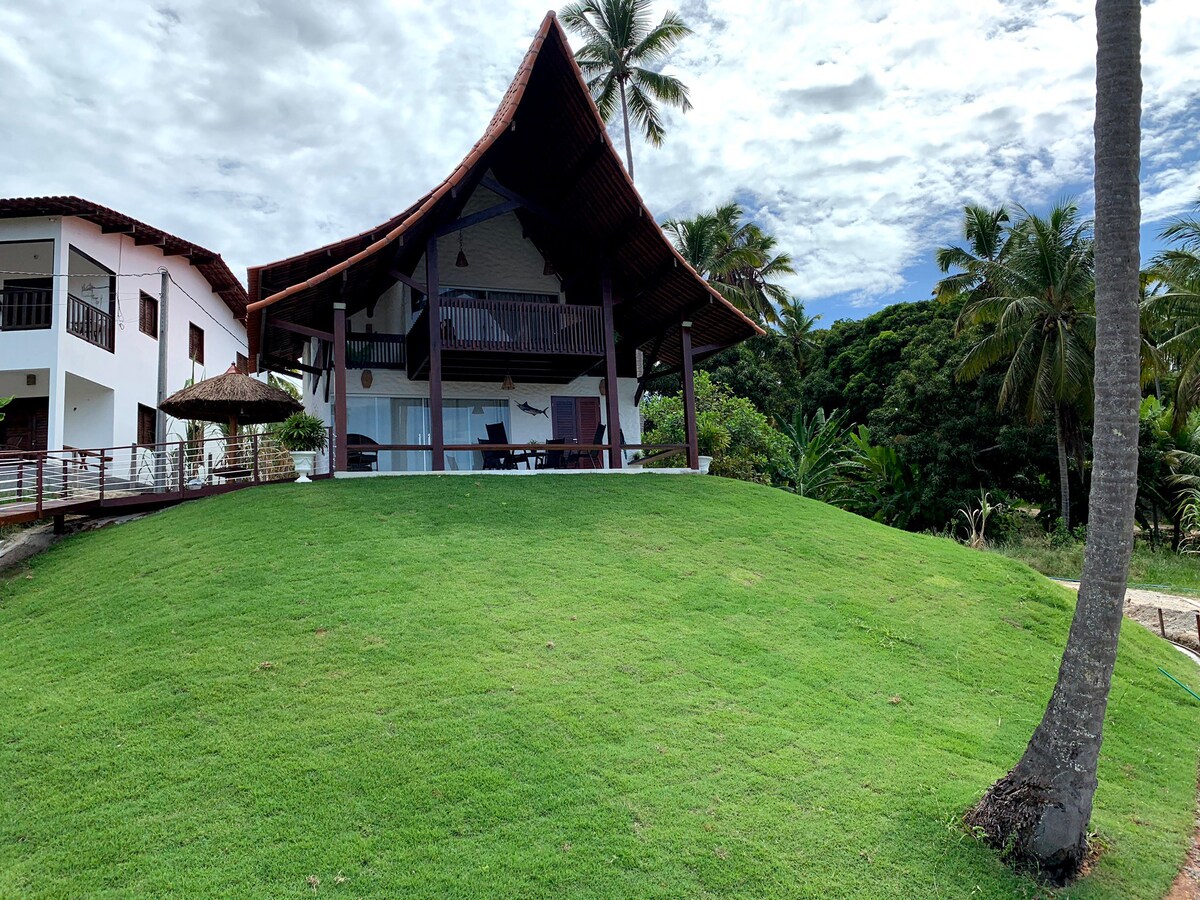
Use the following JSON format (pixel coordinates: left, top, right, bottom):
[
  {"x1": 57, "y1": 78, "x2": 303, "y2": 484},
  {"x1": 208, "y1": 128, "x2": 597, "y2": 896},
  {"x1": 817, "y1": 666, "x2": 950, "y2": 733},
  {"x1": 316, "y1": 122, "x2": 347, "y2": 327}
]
[
  {"x1": 601, "y1": 260, "x2": 622, "y2": 470},
  {"x1": 390, "y1": 269, "x2": 428, "y2": 295},
  {"x1": 268, "y1": 317, "x2": 334, "y2": 343},
  {"x1": 426, "y1": 238, "x2": 445, "y2": 472},
  {"x1": 680, "y1": 323, "x2": 699, "y2": 470},
  {"x1": 634, "y1": 330, "x2": 668, "y2": 405},
  {"x1": 100, "y1": 223, "x2": 136, "y2": 235},
  {"x1": 259, "y1": 357, "x2": 302, "y2": 379},
  {"x1": 133, "y1": 233, "x2": 168, "y2": 247},
  {"x1": 479, "y1": 177, "x2": 563, "y2": 227},
  {"x1": 433, "y1": 199, "x2": 521, "y2": 237},
  {"x1": 556, "y1": 138, "x2": 608, "y2": 206},
  {"x1": 332, "y1": 303, "x2": 348, "y2": 473}
]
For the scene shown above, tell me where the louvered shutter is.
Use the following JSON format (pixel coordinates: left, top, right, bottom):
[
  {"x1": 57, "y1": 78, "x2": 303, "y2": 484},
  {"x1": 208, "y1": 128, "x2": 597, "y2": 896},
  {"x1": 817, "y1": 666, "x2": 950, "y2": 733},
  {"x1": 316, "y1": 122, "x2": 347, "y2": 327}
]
[
  {"x1": 551, "y1": 396, "x2": 578, "y2": 442},
  {"x1": 578, "y1": 397, "x2": 602, "y2": 445}
]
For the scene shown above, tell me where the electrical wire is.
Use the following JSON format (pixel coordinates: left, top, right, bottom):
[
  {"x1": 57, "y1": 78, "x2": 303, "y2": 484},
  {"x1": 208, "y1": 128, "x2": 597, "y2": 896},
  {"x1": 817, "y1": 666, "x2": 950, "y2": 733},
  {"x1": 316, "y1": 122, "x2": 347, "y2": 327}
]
[{"x1": 0, "y1": 267, "x2": 248, "y2": 349}]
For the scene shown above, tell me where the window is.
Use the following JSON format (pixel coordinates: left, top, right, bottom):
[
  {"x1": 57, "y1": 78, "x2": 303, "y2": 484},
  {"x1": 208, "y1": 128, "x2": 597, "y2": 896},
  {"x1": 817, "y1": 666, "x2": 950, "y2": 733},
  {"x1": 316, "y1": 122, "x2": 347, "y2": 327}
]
[
  {"x1": 139, "y1": 292, "x2": 158, "y2": 337},
  {"x1": 236, "y1": 352, "x2": 249, "y2": 374},
  {"x1": 189, "y1": 323, "x2": 204, "y2": 364},
  {"x1": 137, "y1": 404, "x2": 157, "y2": 447}
]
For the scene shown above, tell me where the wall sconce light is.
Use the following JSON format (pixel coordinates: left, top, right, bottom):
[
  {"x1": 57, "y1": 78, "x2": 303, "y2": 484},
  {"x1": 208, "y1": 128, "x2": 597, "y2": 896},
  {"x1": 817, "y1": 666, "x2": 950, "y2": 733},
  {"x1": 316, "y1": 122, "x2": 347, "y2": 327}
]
[{"x1": 26, "y1": 373, "x2": 37, "y2": 386}]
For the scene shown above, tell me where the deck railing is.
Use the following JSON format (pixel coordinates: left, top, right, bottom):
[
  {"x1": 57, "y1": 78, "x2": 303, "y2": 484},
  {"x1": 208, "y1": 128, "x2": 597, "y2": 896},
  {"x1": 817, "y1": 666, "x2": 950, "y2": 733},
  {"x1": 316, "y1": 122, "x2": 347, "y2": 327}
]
[
  {"x1": 0, "y1": 287, "x2": 52, "y2": 331},
  {"x1": 0, "y1": 432, "x2": 322, "y2": 524},
  {"x1": 407, "y1": 297, "x2": 604, "y2": 375},
  {"x1": 347, "y1": 331, "x2": 406, "y2": 369},
  {"x1": 66, "y1": 294, "x2": 115, "y2": 352}
]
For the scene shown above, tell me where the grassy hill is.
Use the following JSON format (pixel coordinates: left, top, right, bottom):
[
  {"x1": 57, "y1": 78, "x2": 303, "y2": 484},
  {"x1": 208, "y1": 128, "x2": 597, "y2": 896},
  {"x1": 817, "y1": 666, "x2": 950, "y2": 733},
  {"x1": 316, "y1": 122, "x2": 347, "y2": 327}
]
[{"x1": 1, "y1": 476, "x2": 1197, "y2": 898}]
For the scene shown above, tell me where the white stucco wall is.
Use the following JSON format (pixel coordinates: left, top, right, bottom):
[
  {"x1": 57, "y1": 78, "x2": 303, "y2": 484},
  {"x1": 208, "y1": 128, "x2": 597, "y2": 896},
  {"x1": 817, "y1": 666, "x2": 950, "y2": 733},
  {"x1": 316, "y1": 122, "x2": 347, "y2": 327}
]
[{"x1": 0, "y1": 215, "x2": 248, "y2": 451}]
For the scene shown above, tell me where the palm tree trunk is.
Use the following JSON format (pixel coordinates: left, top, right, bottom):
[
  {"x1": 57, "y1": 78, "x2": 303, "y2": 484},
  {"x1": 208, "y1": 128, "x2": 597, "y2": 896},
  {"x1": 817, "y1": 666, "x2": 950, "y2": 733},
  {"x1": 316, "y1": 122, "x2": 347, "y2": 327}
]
[
  {"x1": 964, "y1": 0, "x2": 1141, "y2": 884},
  {"x1": 619, "y1": 77, "x2": 635, "y2": 182},
  {"x1": 1054, "y1": 404, "x2": 1071, "y2": 527}
]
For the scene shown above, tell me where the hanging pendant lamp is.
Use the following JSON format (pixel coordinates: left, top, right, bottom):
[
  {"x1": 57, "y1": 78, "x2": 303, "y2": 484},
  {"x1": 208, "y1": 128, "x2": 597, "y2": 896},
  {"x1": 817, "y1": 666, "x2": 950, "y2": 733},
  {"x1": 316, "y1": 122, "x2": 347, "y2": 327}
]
[
  {"x1": 501, "y1": 373, "x2": 515, "y2": 391},
  {"x1": 455, "y1": 230, "x2": 469, "y2": 268}
]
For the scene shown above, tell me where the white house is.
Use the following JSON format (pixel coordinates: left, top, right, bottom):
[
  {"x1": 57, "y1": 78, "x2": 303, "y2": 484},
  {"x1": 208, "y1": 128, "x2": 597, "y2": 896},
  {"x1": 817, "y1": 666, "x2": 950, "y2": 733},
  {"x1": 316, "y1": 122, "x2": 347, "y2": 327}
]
[
  {"x1": 0, "y1": 197, "x2": 248, "y2": 455},
  {"x1": 246, "y1": 13, "x2": 761, "y2": 475}
]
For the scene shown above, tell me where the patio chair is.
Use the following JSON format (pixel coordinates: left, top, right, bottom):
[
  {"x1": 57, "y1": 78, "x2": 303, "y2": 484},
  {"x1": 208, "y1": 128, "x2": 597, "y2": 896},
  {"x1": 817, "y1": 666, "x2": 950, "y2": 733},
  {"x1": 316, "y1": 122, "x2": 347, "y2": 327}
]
[
  {"x1": 478, "y1": 438, "x2": 513, "y2": 470},
  {"x1": 484, "y1": 422, "x2": 531, "y2": 469},
  {"x1": 541, "y1": 438, "x2": 566, "y2": 470},
  {"x1": 566, "y1": 423, "x2": 605, "y2": 469},
  {"x1": 346, "y1": 433, "x2": 380, "y2": 471}
]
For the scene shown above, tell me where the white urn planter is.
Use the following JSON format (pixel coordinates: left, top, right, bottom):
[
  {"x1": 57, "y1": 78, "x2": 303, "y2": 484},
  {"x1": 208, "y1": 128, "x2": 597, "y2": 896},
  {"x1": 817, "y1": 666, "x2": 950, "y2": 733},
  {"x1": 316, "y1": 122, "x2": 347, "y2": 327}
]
[
  {"x1": 697, "y1": 455, "x2": 713, "y2": 475},
  {"x1": 290, "y1": 451, "x2": 317, "y2": 483}
]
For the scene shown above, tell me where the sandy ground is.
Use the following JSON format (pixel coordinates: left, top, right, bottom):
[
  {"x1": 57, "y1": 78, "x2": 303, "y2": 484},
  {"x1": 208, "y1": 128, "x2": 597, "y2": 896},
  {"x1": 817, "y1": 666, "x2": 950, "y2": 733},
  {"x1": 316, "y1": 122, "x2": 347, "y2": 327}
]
[{"x1": 1054, "y1": 579, "x2": 1200, "y2": 654}]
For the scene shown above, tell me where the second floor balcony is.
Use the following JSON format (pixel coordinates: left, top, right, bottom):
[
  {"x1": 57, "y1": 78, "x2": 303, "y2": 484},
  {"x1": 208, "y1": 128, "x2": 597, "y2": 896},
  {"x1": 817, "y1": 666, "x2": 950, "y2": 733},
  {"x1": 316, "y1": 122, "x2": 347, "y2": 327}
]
[
  {"x1": 0, "y1": 288, "x2": 114, "y2": 352},
  {"x1": 405, "y1": 295, "x2": 605, "y2": 382}
]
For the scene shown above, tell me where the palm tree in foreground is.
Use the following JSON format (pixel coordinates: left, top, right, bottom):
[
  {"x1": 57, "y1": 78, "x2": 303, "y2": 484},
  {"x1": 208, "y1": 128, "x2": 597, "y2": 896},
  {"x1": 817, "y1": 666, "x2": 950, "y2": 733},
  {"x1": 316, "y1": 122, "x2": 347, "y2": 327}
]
[
  {"x1": 964, "y1": 0, "x2": 1143, "y2": 882},
  {"x1": 663, "y1": 202, "x2": 795, "y2": 326},
  {"x1": 561, "y1": 0, "x2": 692, "y2": 182},
  {"x1": 953, "y1": 203, "x2": 1096, "y2": 526}
]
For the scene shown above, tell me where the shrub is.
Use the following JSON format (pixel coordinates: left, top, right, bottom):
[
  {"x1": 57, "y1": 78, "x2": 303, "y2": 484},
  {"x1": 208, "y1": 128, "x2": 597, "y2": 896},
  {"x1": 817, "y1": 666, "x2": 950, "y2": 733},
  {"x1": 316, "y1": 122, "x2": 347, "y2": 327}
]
[{"x1": 275, "y1": 413, "x2": 328, "y2": 452}]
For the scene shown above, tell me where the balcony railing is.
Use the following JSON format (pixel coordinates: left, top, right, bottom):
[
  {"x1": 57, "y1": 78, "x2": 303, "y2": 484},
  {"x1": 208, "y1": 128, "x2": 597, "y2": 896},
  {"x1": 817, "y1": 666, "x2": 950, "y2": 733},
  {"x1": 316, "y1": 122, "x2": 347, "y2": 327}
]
[
  {"x1": 0, "y1": 287, "x2": 52, "y2": 331},
  {"x1": 406, "y1": 297, "x2": 605, "y2": 375},
  {"x1": 66, "y1": 294, "x2": 115, "y2": 352},
  {"x1": 347, "y1": 331, "x2": 406, "y2": 369}
]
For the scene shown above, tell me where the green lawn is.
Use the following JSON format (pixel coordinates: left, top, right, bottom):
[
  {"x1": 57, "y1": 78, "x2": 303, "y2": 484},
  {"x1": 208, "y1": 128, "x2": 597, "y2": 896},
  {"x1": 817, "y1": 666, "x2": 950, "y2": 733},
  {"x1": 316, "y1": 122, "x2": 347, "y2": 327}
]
[{"x1": 1, "y1": 476, "x2": 1197, "y2": 898}]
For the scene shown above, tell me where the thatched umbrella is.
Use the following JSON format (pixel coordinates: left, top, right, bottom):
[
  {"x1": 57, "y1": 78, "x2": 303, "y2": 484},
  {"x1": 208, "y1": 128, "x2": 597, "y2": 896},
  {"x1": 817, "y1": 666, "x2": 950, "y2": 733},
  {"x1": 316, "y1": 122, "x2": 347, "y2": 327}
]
[{"x1": 160, "y1": 365, "x2": 301, "y2": 434}]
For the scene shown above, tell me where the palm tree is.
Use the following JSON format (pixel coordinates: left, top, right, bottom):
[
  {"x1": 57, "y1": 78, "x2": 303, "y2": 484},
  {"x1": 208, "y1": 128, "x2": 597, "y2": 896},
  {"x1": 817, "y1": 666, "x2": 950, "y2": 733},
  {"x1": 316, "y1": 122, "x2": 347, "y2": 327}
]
[
  {"x1": 953, "y1": 203, "x2": 1096, "y2": 526},
  {"x1": 964, "y1": 0, "x2": 1143, "y2": 882},
  {"x1": 561, "y1": 0, "x2": 692, "y2": 182},
  {"x1": 777, "y1": 297, "x2": 821, "y2": 366},
  {"x1": 1141, "y1": 199, "x2": 1200, "y2": 427},
  {"x1": 663, "y1": 202, "x2": 795, "y2": 326},
  {"x1": 933, "y1": 205, "x2": 1010, "y2": 303}
]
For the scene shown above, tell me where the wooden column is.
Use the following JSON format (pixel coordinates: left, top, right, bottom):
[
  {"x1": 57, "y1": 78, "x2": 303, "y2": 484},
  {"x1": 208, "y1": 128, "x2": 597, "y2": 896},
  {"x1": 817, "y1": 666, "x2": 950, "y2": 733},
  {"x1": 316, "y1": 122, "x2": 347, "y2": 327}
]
[
  {"x1": 426, "y1": 238, "x2": 445, "y2": 471},
  {"x1": 332, "y1": 302, "x2": 348, "y2": 473},
  {"x1": 680, "y1": 321, "x2": 699, "y2": 470},
  {"x1": 600, "y1": 261, "x2": 622, "y2": 469}
]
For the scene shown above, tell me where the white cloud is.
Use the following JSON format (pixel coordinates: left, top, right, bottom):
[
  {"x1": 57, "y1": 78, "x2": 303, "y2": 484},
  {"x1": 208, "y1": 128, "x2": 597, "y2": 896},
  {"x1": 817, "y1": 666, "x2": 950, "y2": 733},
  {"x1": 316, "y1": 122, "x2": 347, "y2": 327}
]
[{"x1": 0, "y1": 0, "x2": 1195, "y2": 320}]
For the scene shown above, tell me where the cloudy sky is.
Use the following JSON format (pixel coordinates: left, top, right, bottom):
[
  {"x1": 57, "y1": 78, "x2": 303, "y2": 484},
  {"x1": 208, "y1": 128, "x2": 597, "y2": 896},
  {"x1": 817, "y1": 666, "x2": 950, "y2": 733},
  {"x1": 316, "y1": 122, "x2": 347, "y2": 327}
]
[{"x1": 0, "y1": 0, "x2": 1196, "y2": 322}]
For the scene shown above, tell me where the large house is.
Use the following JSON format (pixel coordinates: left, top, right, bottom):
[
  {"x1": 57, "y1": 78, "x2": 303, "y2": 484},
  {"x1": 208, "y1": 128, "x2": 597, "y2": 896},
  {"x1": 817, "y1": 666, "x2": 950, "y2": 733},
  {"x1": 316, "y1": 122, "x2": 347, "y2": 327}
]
[
  {"x1": 248, "y1": 12, "x2": 762, "y2": 474},
  {"x1": 0, "y1": 198, "x2": 248, "y2": 454}
]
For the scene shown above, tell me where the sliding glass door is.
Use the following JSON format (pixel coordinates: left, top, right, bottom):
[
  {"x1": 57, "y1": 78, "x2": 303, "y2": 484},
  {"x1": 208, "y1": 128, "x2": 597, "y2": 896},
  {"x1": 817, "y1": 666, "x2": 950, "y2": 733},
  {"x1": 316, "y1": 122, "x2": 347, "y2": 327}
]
[
  {"x1": 345, "y1": 397, "x2": 510, "y2": 472},
  {"x1": 444, "y1": 399, "x2": 510, "y2": 472}
]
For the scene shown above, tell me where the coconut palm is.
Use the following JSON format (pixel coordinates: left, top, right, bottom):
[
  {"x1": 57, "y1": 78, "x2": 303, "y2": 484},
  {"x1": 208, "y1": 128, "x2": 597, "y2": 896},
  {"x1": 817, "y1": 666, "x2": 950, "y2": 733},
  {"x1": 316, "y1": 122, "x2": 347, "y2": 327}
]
[
  {"x1": 933, "y1": 205, "x2": 1010, "y2": 303},
  {"x1": 963, "y1": 1, "x2": 1143, "y2": 881},
  {"x1": 663, "y1": 202, "x2": 795, "y2": 326},
  {"x1": 1141, "y1": 199, "x2": 1200, "y2": 427},
  {"x1": 777, "y1": 297, "x2": 821, "y2": 365},
  {"x1": 561, "y1": 0, "x2": 692, "y2": 182},
  {"x1": 953, "y1": 202, "x2": 1096, "y2": 526}
]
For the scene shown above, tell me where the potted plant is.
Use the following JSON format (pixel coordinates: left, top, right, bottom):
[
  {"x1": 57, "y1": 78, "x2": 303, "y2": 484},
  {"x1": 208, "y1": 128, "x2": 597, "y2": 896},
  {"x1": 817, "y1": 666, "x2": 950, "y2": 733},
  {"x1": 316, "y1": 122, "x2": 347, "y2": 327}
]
[
  {"x1": 695, "y1": 415, "x2": 731, "y2": 475},
  {"x1": 275, "y1": 412, "x2": 328, "y2": 483}
]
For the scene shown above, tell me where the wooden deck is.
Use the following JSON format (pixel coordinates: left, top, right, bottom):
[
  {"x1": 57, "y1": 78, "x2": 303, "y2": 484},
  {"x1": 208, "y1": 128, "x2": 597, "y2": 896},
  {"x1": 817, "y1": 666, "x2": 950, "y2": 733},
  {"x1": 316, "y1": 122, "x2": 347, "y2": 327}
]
[{"x1": 0, "y1": 434, "x2": 319, "y2": 526}]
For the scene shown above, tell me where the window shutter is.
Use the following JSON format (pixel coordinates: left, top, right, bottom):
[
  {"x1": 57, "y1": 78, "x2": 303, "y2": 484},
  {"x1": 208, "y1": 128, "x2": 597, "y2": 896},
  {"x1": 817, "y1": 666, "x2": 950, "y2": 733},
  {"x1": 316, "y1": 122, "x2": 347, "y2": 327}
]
[
  {"x1": 139, "y1": 292, "x2": 158, "y2": 337},
  {"x1": 551, "y1": 396, "x2": 578, "y2": 442},
  {"x1": 137, "y1": 404, "x2": 157, "y2": 446},
  {"x1": 189, "y1": 323, "x2": 204, "y2": 364},
  {"x1": 578, "y1": 397, "x2": 601, "y2": 445}
]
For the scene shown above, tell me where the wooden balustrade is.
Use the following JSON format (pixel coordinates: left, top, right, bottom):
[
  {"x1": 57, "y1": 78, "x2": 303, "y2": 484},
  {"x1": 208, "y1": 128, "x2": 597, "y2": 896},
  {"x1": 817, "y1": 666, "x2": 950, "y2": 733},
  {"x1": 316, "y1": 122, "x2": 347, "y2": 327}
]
[
  {"x1": 0, "y1": 287, "x2": 52, "y2": 331},
  {"x1": 66, "y1": 294, "x2": 114, "y2": 352}
]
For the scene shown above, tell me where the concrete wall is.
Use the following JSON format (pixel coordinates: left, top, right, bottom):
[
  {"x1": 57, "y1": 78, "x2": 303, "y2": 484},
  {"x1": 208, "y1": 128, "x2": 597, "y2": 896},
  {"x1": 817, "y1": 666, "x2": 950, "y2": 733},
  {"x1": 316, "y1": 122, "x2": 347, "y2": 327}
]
[{"x1": 0, "y1": 215, "x2": 248, "y2": 451}]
